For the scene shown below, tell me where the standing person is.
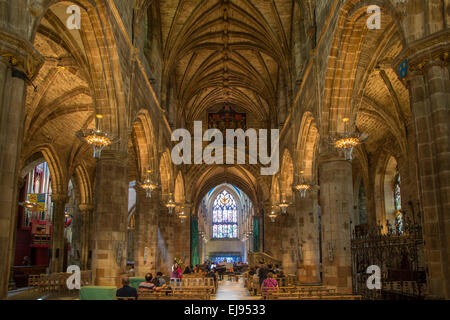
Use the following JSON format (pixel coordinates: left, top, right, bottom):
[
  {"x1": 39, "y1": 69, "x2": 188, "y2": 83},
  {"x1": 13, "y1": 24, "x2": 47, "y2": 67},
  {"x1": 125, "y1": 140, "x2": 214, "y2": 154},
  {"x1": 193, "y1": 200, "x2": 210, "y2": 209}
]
[{"x1": 172, "y1": 262, "x2": 182, "y2": 279}]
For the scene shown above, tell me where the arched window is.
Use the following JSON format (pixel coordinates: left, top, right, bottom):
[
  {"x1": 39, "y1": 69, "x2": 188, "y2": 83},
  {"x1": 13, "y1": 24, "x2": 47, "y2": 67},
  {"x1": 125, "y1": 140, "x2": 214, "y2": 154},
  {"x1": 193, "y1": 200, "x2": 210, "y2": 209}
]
[
  {"x1": 393, "y1": 167, "x2": 403, "y2": 234},
  {"x1": 24, "y1": 162, "x2": 53, "y2": 227},
  {"x1": 212, "y1": 190, "x2": 238, "y2": 239}
]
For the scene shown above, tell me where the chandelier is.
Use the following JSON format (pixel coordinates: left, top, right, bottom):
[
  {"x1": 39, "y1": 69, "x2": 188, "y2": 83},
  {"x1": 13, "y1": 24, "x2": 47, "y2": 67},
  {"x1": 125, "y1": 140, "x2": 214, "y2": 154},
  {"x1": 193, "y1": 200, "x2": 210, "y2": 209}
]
[
  {"x1": 330, "y1": 118, "x2": 368, "y2": 160},
  {"x1": 268, "y1": 208, "x2": 278, "y2": 223},
  {"x1": 19, "y1": 200, "x2": 38, "y2": 210},
  {"x1": 165, "y1": 193, "x2": 177, "y2": 214},
  {"x1": 177, "y1": 204, "x2": 188, "y2": 223},
  {"x1": 293, "y1": 171, "x2": 311, "y2": 198},
  {"x1": 139, "y1": 170, "x2": 159, "y2": 198},
  {"x1": 220, "y1": 197, "x2": 229, "y2": 205},
  {"x1": 277, "y1": 200, "x2": 290, "y2": 214},
  {"x1": 76, "y1": 114, "x2": 118, "y2": 159}
]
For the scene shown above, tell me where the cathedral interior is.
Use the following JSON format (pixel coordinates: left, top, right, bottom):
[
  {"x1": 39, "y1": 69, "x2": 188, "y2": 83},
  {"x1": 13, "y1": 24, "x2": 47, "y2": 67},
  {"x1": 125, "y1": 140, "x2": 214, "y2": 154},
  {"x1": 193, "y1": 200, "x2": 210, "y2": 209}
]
[{"x1": 0, "y1": 0, "x2": 449, "y2": 301}]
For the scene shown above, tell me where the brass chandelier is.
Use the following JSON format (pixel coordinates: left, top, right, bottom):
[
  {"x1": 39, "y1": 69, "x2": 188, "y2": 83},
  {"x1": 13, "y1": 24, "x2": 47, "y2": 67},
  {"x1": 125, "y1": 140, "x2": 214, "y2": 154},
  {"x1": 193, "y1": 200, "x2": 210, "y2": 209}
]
[
  {"x1": 330, "y1": 118, "x2": 368, "y2": 161},
  {"x1": 293, "y1": 171, "x2": 312, "y2": 198},
  {"x1": 165, "y1": 193, "x2": 177, "y2": 214},
  {"x1": 76, "y1": 114, "x2": 118, "y2": 159},
  {"x1": 139, "y1": 170, "x2": 159, "y2": 198}
]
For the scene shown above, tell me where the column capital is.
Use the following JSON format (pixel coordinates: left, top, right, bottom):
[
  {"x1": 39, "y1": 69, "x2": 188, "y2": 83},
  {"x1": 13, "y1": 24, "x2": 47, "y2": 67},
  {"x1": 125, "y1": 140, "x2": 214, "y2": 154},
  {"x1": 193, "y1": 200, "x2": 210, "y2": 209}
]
[
  {"x1": 79, "y1": 203, "x2": 94, "y2": 212},
  {"x1": 51, "y1": 194, "x2": 69, "y2": 204},
  {"x1": 0, "y1": 29, "x2": 44, "y2": 80},
  {"x1": 317, "y1": 150, "x2": 349, "y2": 165},
  {"x1": 98, "y1": 150, "x2": 128, "y2": 166},
  {"x1": 393, "y1": 30, "x2": 449, "y2": 74}
]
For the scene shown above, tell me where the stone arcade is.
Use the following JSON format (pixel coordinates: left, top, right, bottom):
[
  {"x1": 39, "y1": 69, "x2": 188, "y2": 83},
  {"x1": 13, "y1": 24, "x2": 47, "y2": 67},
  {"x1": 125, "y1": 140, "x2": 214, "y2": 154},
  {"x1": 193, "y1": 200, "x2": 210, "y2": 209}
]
[{"x1": 0, "y1": 0, "x2": 448, "y2": 300}]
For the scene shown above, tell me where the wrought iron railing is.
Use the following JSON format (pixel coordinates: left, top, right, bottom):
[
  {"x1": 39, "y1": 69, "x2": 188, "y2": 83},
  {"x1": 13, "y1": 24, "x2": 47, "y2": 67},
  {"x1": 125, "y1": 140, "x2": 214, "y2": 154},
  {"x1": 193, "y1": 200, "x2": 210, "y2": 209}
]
[{"x1": 351, "y1": 202, "x2": 426, "y2": 300}]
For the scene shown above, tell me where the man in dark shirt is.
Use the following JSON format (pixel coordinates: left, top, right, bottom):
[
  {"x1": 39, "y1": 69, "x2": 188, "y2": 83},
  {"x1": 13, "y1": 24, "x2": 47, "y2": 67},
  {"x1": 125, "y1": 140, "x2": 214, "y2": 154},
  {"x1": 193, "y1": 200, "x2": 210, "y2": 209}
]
[{"x1": 116, "y1": 276, "x2": 138, "y2": 299}]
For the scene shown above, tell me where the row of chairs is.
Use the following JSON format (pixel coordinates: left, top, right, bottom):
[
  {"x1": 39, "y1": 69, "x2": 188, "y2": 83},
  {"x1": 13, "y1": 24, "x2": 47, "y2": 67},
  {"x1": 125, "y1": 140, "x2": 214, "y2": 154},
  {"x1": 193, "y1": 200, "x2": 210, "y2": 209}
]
[
  {"x1": 135, "y1": 288, "x2": 211, "y2": 300},
  {"x1": 170, "y1": 277, "x2": 217, "y2": 293},
  {"x1": 383, "y1": 281, "x2": 427, "y2": 296},
  {"x1": 267, "y1": 292, "x2": 363, "y2": 300},
  {"x1": 28, "y1": 271, "x2": 92, "y2": 293}
]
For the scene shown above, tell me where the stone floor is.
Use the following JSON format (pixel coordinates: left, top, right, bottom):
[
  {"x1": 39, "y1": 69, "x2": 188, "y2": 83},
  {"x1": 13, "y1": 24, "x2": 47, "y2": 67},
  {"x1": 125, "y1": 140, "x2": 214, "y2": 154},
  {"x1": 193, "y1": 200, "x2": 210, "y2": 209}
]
[{"x1": 214, "y1": 279, "x2": 261, "y2": 300}]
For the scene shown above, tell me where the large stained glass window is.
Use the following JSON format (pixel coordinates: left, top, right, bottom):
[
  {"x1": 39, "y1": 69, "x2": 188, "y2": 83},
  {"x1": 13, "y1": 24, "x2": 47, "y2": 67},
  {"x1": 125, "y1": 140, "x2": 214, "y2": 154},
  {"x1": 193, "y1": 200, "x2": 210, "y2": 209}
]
[{"x1": 212, "y1": 190, "x2": 238, "y2": 239}]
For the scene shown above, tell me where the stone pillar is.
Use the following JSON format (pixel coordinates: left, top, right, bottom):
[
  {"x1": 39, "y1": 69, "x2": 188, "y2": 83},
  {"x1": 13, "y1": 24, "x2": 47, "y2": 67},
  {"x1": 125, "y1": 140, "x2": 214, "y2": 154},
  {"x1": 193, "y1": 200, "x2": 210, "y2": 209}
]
[
  {"x1": 319, "y1": 154, "x2": 353, "y2": 294},
  {"x1": 79, "y1": 204, "x2": 94, "y2": 270},
  {"x1": 297, "y1": 189, "x2": 321, "y2": 284},
  {"x1": 174, "y1": 204, "x2": 191, "y2": 265},
  {"x1": 91, "y1": 150, "x2": 128, "y2": 286},
  {"x1": 280, "y1": 207, "x2": 299, "y2": 276},
  {"x1": 157, "y1": 205, "x2": 175, "y2": 275},
  {"x1": 0, "y1": 30, "x2": 42, "y2": 299},
  {"x1": 50, "y1": 194, "x2": 68, "y2": 273},
  {"x1": 407, "y1": 59, "x2": 450, "y2": 299},
  {"x1": 134, "y1": 189, "x2": 158, "y2": 277}
]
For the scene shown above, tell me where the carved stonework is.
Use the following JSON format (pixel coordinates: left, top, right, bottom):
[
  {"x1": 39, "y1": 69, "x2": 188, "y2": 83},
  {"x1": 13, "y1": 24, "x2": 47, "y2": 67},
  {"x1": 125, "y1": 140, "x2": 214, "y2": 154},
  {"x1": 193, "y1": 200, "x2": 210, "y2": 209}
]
[
  {"x1": 0, "y1": 30, "x2": 44, "y2": 80},
  {"x1": 393, "y1": 30, "x2": 450, "y2": 75}
]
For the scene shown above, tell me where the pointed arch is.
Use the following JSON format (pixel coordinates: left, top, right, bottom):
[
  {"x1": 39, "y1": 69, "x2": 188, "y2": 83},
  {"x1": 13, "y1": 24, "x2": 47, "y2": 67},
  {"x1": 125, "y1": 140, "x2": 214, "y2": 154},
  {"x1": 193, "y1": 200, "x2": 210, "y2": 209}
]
[{"x1": 280, "y1": 149, "x2": 294, "y2": 202}]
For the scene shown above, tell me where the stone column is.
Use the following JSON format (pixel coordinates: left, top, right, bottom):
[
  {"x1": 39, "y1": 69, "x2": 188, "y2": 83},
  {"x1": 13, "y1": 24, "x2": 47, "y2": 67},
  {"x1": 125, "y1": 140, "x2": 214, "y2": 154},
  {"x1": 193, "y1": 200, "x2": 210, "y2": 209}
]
[
  {"x1": 157, "y1": 205, "x2": 175, "y2": 275},
  {"x1": 134, "y1": 189, "x2": 158, "y2": 277},
  {"x1": 91, "y1": 150, "x2": 128, "y2": 286},
  {"x1": 297, "y1": 189, "x2": 321, "y2": 284},
  {"x1": 79, "y1": 204, "x2": 94, "y2": 270},
  {"x1": 319, "y1": 154, "x2": 353, "y2": 294},
  {"x1": 50, "y1": 194, "x2": 68, "y2": 273},
  {"x1": 0, "y1": 30, "x2": 42, "y2": 299},
  {"x1": 174, "y1": 204, "x2": 191, "y2": 265},
  {"x1": 407, "y1": 58, "x2": 450, "y2": 299},
  {"x1": 280, "y1": 207, "x2": 299, "y2": 276}
]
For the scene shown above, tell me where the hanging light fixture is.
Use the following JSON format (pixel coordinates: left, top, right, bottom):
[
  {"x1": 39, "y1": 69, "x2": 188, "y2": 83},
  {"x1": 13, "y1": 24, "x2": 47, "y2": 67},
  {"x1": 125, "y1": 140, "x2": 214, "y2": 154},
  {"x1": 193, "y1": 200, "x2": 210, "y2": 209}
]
[
  {"x1": 277, "y1": 200, "x2": 290, "y2": 214},
  {"x1": 165, "y1": 193, "x2": 177, "y2": 214},
  {"x1": 76, "y1": 114, "x2": 119, "y2": 159},
  {"x1": 268, "y1": 208, "x2": 278, "y2": 223},
  {"x1": 177, "y1": 204, "x2": 188, "y2": 223},
  {"x1": 330, "y1": 117, "x2": 368, "y2": 161},
  {"x1": 19, "y1": 200, "x2": 38, "y2": 210},
  {"x1": 139, "y1": 169, "x2": 159, "y2": 198},
  {"x1": 293, "y1": 171, "x2": 311, "y2": 198}
]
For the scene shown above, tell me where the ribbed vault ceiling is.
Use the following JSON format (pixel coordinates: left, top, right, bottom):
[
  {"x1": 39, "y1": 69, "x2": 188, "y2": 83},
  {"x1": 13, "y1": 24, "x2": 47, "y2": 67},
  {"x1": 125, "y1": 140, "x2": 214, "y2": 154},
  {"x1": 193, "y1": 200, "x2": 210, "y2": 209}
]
[{"x1": 160, "y1": 0, "x2": 295, "y2": 123}]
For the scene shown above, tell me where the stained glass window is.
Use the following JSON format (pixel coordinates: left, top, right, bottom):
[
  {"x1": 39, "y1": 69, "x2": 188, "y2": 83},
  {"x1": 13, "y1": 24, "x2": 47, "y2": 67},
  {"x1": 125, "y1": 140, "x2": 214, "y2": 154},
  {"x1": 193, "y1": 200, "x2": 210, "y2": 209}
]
[
  {"x1": 393, "y1": 167, "x2": 403, "y2": 234},
  {"x1": 212, "y1": 190, "x2": 238, "y2": 239},
  {"x1": 394, "y1": 168, "x2": 401, "y2": 211}
]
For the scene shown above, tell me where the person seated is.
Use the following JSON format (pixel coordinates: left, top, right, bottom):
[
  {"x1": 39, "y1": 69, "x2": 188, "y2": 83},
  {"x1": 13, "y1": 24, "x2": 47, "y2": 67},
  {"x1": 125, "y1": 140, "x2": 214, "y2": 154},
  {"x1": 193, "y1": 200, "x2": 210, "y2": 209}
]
[
  {"x1": 274, "y1": 264, "x2": 281, "y2": 274},
  {"x1": 206, "y1": 269, "x2": 217, "y2": 286},
  {"x1": 261, "y1": 272, "x2": 279, "y2": 299},
  {"x1": 183, "y1": 266, "x2": 192, "y2": 274},
  {"x1": 116, "y1": 276, "x2": 138, "y2": 300},
  {"x1": 153, "y1": 272, "x2": 168, "y2": 291},
  {"x1": 139, "y1": 273, "x2": 155, "y2": 291}
]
